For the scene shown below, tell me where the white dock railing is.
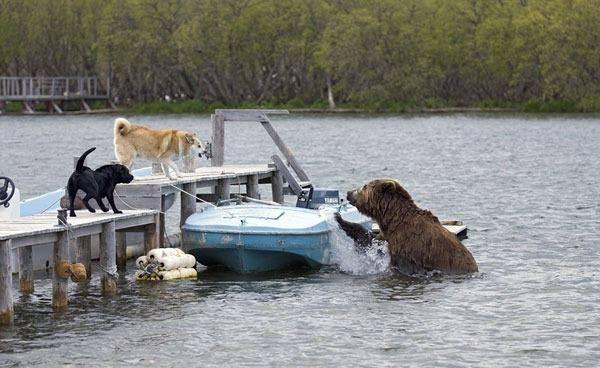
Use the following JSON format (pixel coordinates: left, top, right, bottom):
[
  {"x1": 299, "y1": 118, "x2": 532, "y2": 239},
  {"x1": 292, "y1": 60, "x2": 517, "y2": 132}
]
[{"x1": 0, "y1": 76, "x2": 109, "y2": 100}]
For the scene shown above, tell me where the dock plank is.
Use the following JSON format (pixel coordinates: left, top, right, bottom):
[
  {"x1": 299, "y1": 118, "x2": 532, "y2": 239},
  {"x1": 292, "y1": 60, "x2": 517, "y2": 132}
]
[
  {"x1": 126, "y1": 165, "x2": 275, "y2": 186},
  {"x1": 0, "y1": 210, "x2": 157, "y2": 243}
]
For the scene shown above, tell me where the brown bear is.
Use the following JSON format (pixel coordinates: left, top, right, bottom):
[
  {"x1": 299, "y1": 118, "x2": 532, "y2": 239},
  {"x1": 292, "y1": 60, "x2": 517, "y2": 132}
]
[{"x1": 341, "y1": 179, "x2": 478, "y2": 276}]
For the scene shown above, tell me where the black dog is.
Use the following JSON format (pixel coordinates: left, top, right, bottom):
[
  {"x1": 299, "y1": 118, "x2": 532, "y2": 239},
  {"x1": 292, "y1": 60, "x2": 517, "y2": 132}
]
[{"x1": 67, "y1": 147, "x2": 134, "y2": 217}]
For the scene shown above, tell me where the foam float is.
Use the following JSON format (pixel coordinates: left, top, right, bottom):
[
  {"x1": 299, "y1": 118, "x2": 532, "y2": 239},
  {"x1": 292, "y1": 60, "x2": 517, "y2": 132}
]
[{"x1": 135, "y1": 248, "x2": 201, "y2": 281}]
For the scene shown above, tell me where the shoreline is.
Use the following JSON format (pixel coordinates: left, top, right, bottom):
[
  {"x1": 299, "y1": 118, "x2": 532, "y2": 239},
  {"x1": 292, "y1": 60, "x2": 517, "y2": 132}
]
[{"x1": 2, "y1": 100, "x2": 599, "y2": 115}]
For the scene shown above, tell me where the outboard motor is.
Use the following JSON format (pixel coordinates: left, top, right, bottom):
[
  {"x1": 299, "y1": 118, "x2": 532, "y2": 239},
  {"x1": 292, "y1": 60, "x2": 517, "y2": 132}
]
[
  {"x1": 295, "y1": 188, "x2": 340, "y2": 209},
  {"x1": 0, "y1": 176, "x2": 20, "y2": 220}
]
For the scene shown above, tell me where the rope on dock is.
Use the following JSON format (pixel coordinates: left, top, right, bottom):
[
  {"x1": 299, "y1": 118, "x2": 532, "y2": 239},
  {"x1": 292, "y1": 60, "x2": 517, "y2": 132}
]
[
  {"x1": 113, "y1": 189, "x2": 168, "y2": 215},
  {"x1": 40, "y1": 195, "x2": 62, "y2": 214},
  {"x1": 166, "y1": 183, "x2": 217, "y2": 208}
]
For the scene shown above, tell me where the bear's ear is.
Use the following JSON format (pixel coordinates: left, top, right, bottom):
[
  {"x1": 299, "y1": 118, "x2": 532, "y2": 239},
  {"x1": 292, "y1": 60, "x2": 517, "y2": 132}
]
[{"x1": 380, "y1": 179, "x2": 399, "y2": 193}]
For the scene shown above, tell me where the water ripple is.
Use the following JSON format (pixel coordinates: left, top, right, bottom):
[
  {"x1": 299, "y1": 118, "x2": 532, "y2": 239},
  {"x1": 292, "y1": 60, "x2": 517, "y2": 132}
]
[{"x1": 1, "y1": 113, "x2": 599, "y2": 367}]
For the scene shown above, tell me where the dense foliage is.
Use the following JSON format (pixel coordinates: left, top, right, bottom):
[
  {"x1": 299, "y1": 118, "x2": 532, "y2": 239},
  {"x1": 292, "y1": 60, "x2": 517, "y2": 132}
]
[{"x1": 1, "y1": 0, "x2": 599, "y2": 110}]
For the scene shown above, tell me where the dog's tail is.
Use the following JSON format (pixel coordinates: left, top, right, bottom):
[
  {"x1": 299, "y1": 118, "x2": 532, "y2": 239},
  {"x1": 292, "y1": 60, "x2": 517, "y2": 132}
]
[
  {"x1": 76, "y1": 147, "x2": 96, "y2": 173},
  {"x1": 114, "y1": 117, "x2": 131, "y2": 136}
]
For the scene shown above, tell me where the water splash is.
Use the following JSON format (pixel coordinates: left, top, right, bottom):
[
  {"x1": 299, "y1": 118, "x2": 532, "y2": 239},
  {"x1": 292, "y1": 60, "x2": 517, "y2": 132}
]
[{"x1": 322, "y1": 210, "x2": 391, "y2": 275}]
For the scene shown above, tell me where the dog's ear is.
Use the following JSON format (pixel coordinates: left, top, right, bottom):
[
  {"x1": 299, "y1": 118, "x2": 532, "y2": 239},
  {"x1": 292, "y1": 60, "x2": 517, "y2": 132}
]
[{"x1": 185, "y1": 133, "x2": 195, "y2": 144}]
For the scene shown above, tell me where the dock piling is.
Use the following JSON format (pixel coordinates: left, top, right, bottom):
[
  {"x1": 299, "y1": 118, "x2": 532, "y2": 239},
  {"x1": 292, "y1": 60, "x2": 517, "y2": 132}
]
[
  {"x1": 144, "y1": 214, "x2": 160, "y2": 253},
  {"x1": 247, "y1": 174, "x2": 259, "y2": 199},
  {"x1": 99, "y1": 221, "x2": 117, "y2": 296},
  {"x1": 0, "y1": 239, "x2": 13, "y2": 326},
  {"x1": 159, "y1": 196, "x2": 166, "y2": 248},
  {"x1": 116, "y1": 232, "x2": 127, "y2": 271},
  {"x1": 77, "y1": 236, "x2": 92, "y2": 278},
  {"x1": 271, "y1": 171, "x2": 284, "y2": 204},
  {"x1": 216, "y1": 178, "x2": 231, "y2": 202},
  {"x1": 181, "y1": 157, "x2": 197, "y2": 228},
  {"x1": 18, "y1": 245, "x2": 34, "y2": 294},
  {"x1": 52, "y1": 231, "x2": 69, "y2": 309}
]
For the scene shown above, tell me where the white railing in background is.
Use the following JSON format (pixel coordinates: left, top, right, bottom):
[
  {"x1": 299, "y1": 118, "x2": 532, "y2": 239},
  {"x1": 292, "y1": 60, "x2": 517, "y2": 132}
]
[{"x1": 0, "y1": 76, "x2": 108, "y2": 99}]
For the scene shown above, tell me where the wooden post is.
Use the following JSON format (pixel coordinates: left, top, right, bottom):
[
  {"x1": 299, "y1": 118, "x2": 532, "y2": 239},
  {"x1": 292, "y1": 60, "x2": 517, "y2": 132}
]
[
  {"x1": 0, "y1": 239, "x2": 14, "y2": 326},
  {"x1": 247, "y1": 174, "x2": 259, "y2": 199},
  {"x1": 99, "y1": 221, "x2": 117, "y2": 296},
  {"x1": 216, "y1": 178, "x2": 231, "y2": 202},
  {"x1": 18, "y1": 246, "x2": 34, "y2": 294},
  {"x1": 181, "y1": 159, "x2": 197, "y2": 228},
  {"x1": 271, "y1": 170, "x2": 284, "y2": 204},
  {"x1": 159, "y1": 195, "x2": 166, "y2": 248},
  {"x1": 211, "y1": 113, "x2": 225, "y2": 167},
  {"x1": 116, "y1": 232, "x2": 127, "y2": 271},
  {"x1": 144, "y1": 213, "x2": 159, "y2": 253},
  {"x1": 77, "y1": 236, "x2": 92, "y2": 278},
  {"x1": 181, "y1": 182, "x2": 197, "y2": 228},
  {"x1": 52, "y1": 231, "x2": 69, "y2": 309}
]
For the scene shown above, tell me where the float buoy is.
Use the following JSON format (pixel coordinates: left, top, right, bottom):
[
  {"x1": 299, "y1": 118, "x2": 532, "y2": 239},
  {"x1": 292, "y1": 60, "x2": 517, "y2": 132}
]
[{"x1": 136, "y1": 248, "x2": 201, "y2": 281}]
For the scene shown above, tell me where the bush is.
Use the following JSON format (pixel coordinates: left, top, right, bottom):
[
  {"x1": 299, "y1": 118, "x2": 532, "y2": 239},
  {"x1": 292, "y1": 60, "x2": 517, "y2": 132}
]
[
  {"x1": 523, "y1": 100, "x2": 577, "y2": 113},
  {"x1": 576, "y1": 96, "x2": 600, "y2": 112}
]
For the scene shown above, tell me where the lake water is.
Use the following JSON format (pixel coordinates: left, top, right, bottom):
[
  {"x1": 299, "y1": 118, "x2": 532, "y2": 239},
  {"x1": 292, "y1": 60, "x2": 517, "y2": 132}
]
[{"x1": 0, "y1": 113, "x2": 599, "y2": 367}]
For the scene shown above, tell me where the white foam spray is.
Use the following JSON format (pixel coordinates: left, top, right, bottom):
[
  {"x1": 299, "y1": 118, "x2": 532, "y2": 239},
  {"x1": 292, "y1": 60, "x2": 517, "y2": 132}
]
[{"x1": 321, "y1": 208, "x2": 391, "y2": 275}]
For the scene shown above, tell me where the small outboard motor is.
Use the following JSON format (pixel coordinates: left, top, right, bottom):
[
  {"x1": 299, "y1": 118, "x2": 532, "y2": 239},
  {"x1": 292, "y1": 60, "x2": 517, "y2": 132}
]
[
  {"x1": 295, "y1": 187, "x2": 340, "y2": 209},
  {"x1": 0, "y1": 176, "x2": 20, "y2": 220}
]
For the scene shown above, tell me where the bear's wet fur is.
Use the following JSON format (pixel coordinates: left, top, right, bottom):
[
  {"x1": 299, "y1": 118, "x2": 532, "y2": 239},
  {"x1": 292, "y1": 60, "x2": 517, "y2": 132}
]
[{"x1": 345, "y1": 179, "x2": 478, "y2": 276}]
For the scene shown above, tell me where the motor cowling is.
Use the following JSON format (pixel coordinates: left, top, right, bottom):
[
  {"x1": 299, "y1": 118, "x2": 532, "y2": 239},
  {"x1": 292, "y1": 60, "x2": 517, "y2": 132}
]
[{"x1": 295, "y1": 188, "x2": 340, "y2": 209}]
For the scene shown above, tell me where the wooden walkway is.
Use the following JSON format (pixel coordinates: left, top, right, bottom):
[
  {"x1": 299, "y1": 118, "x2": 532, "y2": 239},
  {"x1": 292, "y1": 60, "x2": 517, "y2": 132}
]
[
  {"x1": 0, "y1": 109, "x2": 297, "y2": 327},
  {"x1": 0, "y1": 76, "x2": 113, "y2": 114},
  {"x1": 0, "y1": 210, "x2": 159, "y2": 326}
]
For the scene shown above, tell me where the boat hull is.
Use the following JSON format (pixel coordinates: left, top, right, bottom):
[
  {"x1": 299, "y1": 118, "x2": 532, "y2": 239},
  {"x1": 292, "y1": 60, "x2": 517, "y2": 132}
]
[
  {"x1": 181, "y1": 204, "x2": 365, "y2": 273},
  {"x1": 182, "y1": 231, "x2": 330, "y2": 273}
]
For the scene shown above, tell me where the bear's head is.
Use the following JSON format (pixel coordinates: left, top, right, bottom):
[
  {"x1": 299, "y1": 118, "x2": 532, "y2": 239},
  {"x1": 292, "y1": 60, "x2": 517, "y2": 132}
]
[{"x1": 346, "y1": 179, "x2": 414, "y2": 220}]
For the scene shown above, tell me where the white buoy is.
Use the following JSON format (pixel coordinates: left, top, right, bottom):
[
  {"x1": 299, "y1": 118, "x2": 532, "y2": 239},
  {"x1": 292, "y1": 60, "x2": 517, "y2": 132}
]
[{"x1": 157, "y1": 254, "x2": 196, "y2": 271}]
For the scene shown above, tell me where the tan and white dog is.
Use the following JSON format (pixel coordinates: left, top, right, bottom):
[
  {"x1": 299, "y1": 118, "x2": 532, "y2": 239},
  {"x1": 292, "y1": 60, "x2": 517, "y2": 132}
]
[{"x1": 113, "y1": 118, "x2": 205, "y2": 180}]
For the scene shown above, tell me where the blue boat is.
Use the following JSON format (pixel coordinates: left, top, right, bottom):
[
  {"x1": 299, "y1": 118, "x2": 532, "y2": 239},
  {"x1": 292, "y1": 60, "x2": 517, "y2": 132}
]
[{"x1": 181, "y1": 203, "x2": 370, "y2": 273}]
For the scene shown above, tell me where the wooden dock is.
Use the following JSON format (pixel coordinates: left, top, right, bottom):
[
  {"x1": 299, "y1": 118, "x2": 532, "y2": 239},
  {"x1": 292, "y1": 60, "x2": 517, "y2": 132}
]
[
  {"x1": 0, "y1": 210, "x2": 158, "y2": 326},
  {"x1": 0, "y1": 109, "x2": 304, "y2": 327},
  {"x1": 114, "y1": 164, "x2": 282, "y2": 248},
  {"x1": 0, "y1": 76, "x2": 114, "y2": 114}
]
